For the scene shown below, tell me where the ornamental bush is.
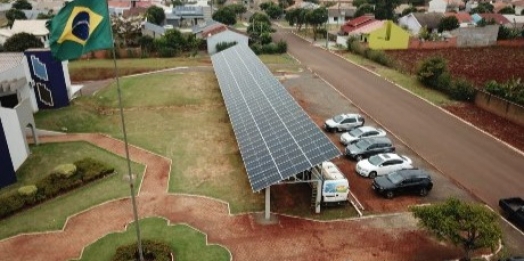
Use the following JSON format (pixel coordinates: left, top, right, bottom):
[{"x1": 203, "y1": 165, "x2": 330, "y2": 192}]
[
  {"x1": 52, "y1": 163, "x2": 77, "y2": 178},
  {"x1": 112, "y1": 240, "x2": 172, "y2": 261},
  {"x1": 417, "y1": 56, "x2": 449, "y2": 89},
  {"x1": 449, "y1": 78, "x2": 476, "y2": 101}
]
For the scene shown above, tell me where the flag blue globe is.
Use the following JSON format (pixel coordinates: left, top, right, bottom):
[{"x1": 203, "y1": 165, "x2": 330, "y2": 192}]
[{"x1": 72, "y1": 11, "x2": 90, "y2": 41}]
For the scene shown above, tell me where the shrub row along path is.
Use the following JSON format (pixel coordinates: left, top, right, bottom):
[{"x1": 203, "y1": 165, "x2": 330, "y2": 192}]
[{"x1": 0, "y1": 135, "x2": 464, "y2": 260}]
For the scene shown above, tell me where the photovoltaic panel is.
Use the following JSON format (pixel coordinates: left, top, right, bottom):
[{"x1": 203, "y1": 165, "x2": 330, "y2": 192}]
[{"x1": 211, "y1": 44, "x2": 341, "y2": 192}]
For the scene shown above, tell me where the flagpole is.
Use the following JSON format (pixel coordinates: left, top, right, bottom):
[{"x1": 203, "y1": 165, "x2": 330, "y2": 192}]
[{"x1": 105, "y1": 2, "x2": 144, "y2": 261}]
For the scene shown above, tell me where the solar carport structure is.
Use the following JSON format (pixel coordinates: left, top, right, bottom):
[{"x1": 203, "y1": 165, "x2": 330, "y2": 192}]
[{"x1": 211, "y1": 45, "x2": 341, "y2": 219}]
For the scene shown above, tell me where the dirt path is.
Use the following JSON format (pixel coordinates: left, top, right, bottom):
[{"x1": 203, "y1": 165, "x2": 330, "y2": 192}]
[{"x1": 0, "y1": 133, "x2": 464, "y2": 261}]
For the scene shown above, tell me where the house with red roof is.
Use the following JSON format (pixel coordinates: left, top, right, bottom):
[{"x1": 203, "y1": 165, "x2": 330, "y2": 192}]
[
  {"x1": 338, "y1": 15, "x2": 376, "y2": 36},
  {"x1": 445, "y1": 12, "x2": 475, "y2": 27},
  {"x1": 479, "y1": 13, "x2": 511, "y2": 25}
]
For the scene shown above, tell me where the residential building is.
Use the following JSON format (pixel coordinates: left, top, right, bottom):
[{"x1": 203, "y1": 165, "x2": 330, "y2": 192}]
[
  {"x1": 368, "y1": 20, "x2": 410, "y2": 50},
  {"x1": 0, "y1": 20, "x2": 49, "y2": 47},
  {"x1": 445, "y1": 12, "x2": 475, "y2": 27},
  {"x1": 398, "y1": 12, "x2": 444, "y2": 35}
]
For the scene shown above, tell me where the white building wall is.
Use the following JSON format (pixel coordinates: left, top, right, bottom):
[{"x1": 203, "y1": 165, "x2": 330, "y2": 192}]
[
  {"x1": 207, "y1": 30, "x2": 249, "y2": 55},
  {"x1": 0, "y1": 58, "x2": 38, "y2": 113},
  {"x1": 428, "y1": 0, "x2": 447, "y2": 13},
  {"x1": 0, "y1": 104, "x2": 29, "y2": 171},
  {"x1": 398, "y1": 14, "x2": 422, "y2": 35}
]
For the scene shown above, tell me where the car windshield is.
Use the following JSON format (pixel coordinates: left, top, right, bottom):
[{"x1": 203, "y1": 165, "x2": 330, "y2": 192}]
[
  {"x1": 333, "y1": 115, "x2": 344, "y2": 123},
  {"x1": 387, "y1": 172, "x2": 403, "y2": 184},
  {"x1": 349, "y1": 128, "x2": 363, "y2": 137},
  {"x1": 367, "y1": 155, "x2": 383, "y2": 166},
  {"x1": 355, "y1": 139, "x2": 371, "y2": 149}
]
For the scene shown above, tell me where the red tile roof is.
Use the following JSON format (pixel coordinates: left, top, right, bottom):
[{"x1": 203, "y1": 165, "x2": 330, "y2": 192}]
[
  {"x1": 202, "y1": 24, "x2": 228, "y2": 38},
  {"x1": 479, "y1": 13, "x2": 511, "y2": 24},
  {"x1": 445, "y1": 12, "x2": 473, "y2": 23},
  {"x1": 340, "y1": 15, "x2": 376, "y2": 34}
]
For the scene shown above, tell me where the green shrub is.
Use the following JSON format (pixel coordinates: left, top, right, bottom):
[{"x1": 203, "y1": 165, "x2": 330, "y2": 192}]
[
  {"x1": 18, "y1": 185, "x2": 38, "y2": 196},
  {"x1": 365, "y1": 49, "x2": 392, "y2": 67},
  {"x1": 346, "y1": 36, "x2": 359, "y2": 51},
  {"x1": 157, "y1": 47, "x2": 176, "y2": 58},
  {"x1": 350, "y1": 41, "x2": 366, "y2": 56},
  {"x1": 0, "y1": 192, "x2": 25, "y2": 218},
  {"x1": 75, "y1": 158, "x2": 114, "y2": 182},
  {"x1": 436, "y1": 72, "x2": 452, "y2": 92},
  {"x1": 261, "y1": 42, "x2": 279, "y2": 54},
  {"x1": 485, "y1": 78, "x2": 524, "y2": 105},
  {"x1": 276, "y1": 40, "x2": 287, "y2": 53},
  {"x1": 485, "y1": 80, "x2": 505, "y2": 97},
  {"x1": 416, "y1": 56, "x2": 449, "y2": 89},
  {"x1": 250, "y1": 43, "x2": 262, "y2": 55},
  {"x1": 215, "y1": 41, "x2": 237, "y2": 52},
  {"x1": 112, "y1": 240, "x2": 172, "y2": 261},
  {"x1": 52, "y1": 163, "x2": 77, "y2": 178},
  {"x1": 450, "y1": 78, "x2": 476, "y2": 101},
  {"x1": 18, "y1": 185, "x2": 39, "y2": 205}
]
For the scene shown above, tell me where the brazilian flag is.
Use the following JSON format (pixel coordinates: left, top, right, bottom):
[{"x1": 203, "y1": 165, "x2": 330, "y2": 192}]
[{"x1": 47, "y1": 0, "x2": 113, "y2": 61}]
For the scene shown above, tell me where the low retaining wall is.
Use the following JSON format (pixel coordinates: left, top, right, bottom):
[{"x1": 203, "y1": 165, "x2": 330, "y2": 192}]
[
  {"x1": 475, "y1": 90, "x2": 524, "y2": 127},
  {"x1": 408, "y1": 37, "x2": 457, "y2": 49}
]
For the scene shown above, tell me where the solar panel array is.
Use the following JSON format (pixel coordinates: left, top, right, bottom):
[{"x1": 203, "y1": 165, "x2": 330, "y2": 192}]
[{"x1": 211, "y1": 45, "x2": 341, "y2": 192}]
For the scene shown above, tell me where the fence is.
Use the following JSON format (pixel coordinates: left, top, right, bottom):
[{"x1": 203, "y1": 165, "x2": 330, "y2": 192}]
[{"x1": 474, "y1": 90, "x2": 524, "y2": 127}]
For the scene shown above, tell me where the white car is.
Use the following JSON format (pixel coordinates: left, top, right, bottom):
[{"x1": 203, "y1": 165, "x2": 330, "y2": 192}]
[
  {"x1": 355, "y1": 153, "x2": 413, "y2": 178},
  {"x1": 324, "y1": 113, "x2": 365, "y2": 132},
  {"x1": 340, "y1": 126, "x2": 387, "y2": 145}
]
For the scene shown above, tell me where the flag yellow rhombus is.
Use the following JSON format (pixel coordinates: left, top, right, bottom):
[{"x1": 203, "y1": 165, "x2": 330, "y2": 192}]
[{"x1": 58, "y1": 6, "x2": 103, "y2": 45}]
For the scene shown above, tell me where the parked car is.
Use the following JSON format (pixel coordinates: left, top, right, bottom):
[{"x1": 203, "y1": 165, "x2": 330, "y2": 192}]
[
  {"x1": 372, "y1": 169, "x2": 433, "y2": 199},
  {"x1": 344, "y1": 137, "x2": 395, "y2": 161},
  {"x1": 355, "y1": 153, "x2": 413, "y2": 178},
  {"x1": 324, "y1": 113, "x2": 365, "y2": 132},
  {"x1": 340, "y1": 126, "x2": 387, "y2": 145},
  {"x1": 499, "y1": 197, "x2": 524, "y2": 230}
]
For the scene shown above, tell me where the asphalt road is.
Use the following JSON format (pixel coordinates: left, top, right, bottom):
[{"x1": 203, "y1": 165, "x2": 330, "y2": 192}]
[{"x1": 274, "y1": 30, "x2": 524, "y2": 210}]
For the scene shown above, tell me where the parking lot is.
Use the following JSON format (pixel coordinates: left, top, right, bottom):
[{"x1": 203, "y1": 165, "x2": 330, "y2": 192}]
[{"x1": 278, "y1": 67, "x2": 477, "y2": 213}]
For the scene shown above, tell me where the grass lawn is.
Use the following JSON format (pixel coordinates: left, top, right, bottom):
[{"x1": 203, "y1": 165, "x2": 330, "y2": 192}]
[
  {"x1": 72, "y1": 217, "x2": 230, "y2": 261},
  {"x1": 34, "y1": 54, "x2": 357, "y2": 217},
  {"x1": 0, "y1": 141, "x2": 144, "y2": 239},
  {"x1": 341, "y1": 52, "x2": 456, "y2": 106}
]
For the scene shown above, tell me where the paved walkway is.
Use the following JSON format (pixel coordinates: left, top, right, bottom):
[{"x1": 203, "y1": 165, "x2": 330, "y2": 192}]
[{"x1": 0, "y1": 137, "x2": 463, "y2": 260}]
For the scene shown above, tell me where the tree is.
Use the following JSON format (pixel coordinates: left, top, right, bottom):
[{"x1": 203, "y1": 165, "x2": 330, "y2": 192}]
[
  {"x1": 226, "y1": 4, "x2": 247, "y2": 19},
  {"x1": 6, "y1": 9, "x2": 26, "y2": 27},
  {"x1": 401, "y1": 6, "x2": 419, "y2": 16},
  {"x1": 305, "y1": 7, "x2": 327, "y2": 41},
  {"x1": 470, "y1": 2, "x2": 494, "y2": 14},
  {"x1": 111, "y1": 15, "x2": 143, "y2": 47},
  {"x1": 352, "y1": 0, "x2": 368, "y2": 8},
  {"x1": 36, "y1": 10, "x2": 54, "y2": 19},
  {"x1": 3, "y1": 32, "x2": 43, "y2": 52},
  {"x1": 438, "y1": 16, "x2": 460, "y2": 32},
  {"x1": 285, "y1": 8, "x2": 307, "y2": 30},
  {"x1": 278, "y1": 0, "x2": 294, "y2": 9},
  {"x1": 498, "y1": 6, "x2": 515, "y2": 14},
  {"x1": 416, "y1": 56, "x2": 448, "y2": 88},
  {"x1": 212, "y1": 7, "x2": 236, "y2": 25},
  {"x1": 146, "y1": 6, "x2": 166, "y2": 25},
  {"x1": 265, "y1": 5, "x2": 283, "y2": 19},
  {"x1": 259, "y1": 2, "x2": 274, "y2": 10},
  {"x1": 12, "y1": 0, "x2": 32, "y2": 10},
  {"x1": 249, "y1": 12, "x2": 271, "y2": 25},
  {"x1": 368, "y1": 0, "x2": 402, "y2": 20},
  {"x1": 410, "y1": 198, "x2": 501, "y2": 261},
  {"x1": 171, "y1": 0, "x2": 184, "y2": 6},
  {"x1": 354, "y1": 4, "x2": 374, "y2": 18},
  {"x1": 408, "y1": 0, "x2": 426, "y2": 6}
]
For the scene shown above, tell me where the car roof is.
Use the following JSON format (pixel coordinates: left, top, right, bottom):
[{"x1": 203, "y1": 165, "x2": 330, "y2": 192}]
[
  {"x1": 355, "y1": 126, "x2": 376, "y2": 132},
  {"x1": 341, "y1": 113, "x2": 361, "y2": 118},
  {"x1": 367, "y1": 137, "x2": 392, "y2": 144},
  {"x1": 376, "y1": 153, "x2": 403, "y2": 161},
  {"x1": 396, "y1": 169, "x2": 431, "y2": 179}
]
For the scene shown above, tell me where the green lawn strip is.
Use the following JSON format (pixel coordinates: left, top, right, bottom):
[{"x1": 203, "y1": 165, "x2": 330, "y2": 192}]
[
  {"x1": 71, "y1": 217, "x2": 230, "y2": 261},
  {"x1": 0, "y1": 142, "x2": 144, "y2": 239},
  {"x1": 258, "y1": 54, "x2": 299, "y2": 65},
  {"x1": 341, "y1": 52, "x2": 455, "y2": 106},
  {"x1": 69, "y1": 57, "x2": 212, "y2": 70}
]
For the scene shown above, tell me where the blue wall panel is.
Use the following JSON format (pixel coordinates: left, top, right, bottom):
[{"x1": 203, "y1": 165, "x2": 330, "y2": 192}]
[
  {"x1": 24, "y1": 50, "x2": 70, "y2": 109},
  {"x1": 0, "y1": 118, "x2": 16, "y2": 189}
]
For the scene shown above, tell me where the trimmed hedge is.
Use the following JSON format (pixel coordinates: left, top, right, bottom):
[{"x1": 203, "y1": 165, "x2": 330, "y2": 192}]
[
  {"x1": 53, "y1": 163, "x2": 77, "y2": 178},
  {"x1": 0, "y1": 158, "x2": 114, "y2": 219},
  {"x1": 112, "y1": 240, "x2": 172, "y2": 261}
]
